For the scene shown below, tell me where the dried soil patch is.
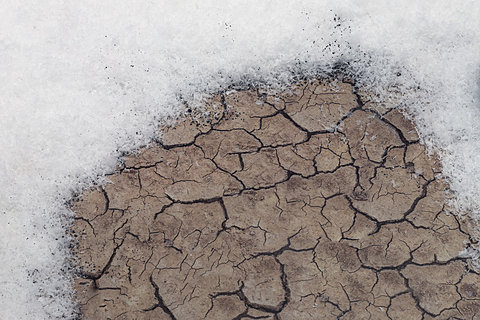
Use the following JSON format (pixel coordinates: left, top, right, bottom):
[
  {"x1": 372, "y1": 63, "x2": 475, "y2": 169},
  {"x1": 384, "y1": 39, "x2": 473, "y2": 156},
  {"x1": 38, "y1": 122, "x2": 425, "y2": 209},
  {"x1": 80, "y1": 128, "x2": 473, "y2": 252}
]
[{"x1": 72, "y1": 80, "x2": 480, "y2": 319}]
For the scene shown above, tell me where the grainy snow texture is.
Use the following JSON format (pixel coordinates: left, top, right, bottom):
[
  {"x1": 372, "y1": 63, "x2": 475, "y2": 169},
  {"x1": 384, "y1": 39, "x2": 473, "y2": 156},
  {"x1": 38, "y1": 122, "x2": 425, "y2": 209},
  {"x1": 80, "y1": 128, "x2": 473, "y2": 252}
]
[{"x1": 1, "y1": 1, "x2": 480, "y2": 319}]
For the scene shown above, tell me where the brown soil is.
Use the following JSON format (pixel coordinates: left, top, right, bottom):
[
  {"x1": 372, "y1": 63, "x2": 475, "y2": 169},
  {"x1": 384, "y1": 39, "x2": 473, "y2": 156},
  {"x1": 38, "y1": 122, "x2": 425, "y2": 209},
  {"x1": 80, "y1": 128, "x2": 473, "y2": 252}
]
[{"x1": 72, "y1": 80, "x2": 480, "y2": 319}]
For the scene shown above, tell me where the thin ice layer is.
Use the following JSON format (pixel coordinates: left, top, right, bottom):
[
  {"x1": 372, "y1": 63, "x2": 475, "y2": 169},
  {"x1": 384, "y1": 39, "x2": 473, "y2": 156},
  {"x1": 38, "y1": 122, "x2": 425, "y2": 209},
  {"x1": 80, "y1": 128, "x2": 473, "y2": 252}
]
[{"x1": 1, "y1": 1, "x2": 480, "y2": 319}]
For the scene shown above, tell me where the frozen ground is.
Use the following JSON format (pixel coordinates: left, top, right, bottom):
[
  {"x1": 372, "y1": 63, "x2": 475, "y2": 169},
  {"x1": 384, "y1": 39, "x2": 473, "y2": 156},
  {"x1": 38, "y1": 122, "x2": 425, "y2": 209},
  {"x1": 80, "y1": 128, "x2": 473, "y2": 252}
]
[{"x1": 1, "y1": 1, "x2": 480, "y2": 319}]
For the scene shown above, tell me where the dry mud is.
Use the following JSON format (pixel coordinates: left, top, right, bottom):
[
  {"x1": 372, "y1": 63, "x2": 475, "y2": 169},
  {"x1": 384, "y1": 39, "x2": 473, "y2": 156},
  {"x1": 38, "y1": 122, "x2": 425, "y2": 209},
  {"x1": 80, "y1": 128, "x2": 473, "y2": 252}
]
[{"x1": 72, "y1": 80, "x2": 480, "y2": 319}]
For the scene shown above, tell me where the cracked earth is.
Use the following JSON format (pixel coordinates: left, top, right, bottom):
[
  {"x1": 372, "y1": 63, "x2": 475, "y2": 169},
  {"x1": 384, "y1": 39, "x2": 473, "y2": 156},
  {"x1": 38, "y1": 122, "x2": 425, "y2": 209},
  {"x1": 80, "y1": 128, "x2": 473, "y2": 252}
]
[{"x1": 72, "y1": 79, "x2": 480, "y2": 319}]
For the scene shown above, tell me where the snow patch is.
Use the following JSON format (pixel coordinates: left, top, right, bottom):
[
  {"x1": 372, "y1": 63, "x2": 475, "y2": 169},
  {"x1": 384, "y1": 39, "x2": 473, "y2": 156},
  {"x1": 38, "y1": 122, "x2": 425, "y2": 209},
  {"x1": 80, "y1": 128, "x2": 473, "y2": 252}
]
[{"x1": 1, "y1": 1, "x2": 480, "y2": 319}]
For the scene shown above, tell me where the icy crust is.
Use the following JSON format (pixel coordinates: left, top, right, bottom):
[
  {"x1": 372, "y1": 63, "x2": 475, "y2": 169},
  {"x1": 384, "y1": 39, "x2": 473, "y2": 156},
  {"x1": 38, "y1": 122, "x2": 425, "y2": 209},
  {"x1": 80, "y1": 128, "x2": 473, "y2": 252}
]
[{"x1": 2, "y1": 1, "x2": 480, "y2": 319}]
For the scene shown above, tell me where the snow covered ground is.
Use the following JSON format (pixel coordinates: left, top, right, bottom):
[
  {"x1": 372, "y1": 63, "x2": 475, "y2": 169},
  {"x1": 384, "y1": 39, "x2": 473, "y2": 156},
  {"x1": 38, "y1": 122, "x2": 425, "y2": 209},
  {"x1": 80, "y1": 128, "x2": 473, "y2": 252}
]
[{"x1": 1, "y1": 1, "x2": 479, "y2": 319}]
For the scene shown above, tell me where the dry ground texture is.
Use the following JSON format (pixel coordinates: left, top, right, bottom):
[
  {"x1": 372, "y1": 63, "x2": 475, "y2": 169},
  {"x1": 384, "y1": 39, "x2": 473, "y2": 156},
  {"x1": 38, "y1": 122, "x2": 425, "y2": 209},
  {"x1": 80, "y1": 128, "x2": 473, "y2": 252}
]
[{"x1": 72, "y1": 79, "x2": 480, "y2": 319}]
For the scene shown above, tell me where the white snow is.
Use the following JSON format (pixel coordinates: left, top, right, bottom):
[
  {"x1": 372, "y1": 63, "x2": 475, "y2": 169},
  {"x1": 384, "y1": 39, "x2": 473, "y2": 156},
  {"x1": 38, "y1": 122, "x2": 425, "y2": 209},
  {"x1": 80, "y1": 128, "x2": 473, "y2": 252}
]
[{"x1": 1, "y1": 1, "x2": 479, "y2": 319}]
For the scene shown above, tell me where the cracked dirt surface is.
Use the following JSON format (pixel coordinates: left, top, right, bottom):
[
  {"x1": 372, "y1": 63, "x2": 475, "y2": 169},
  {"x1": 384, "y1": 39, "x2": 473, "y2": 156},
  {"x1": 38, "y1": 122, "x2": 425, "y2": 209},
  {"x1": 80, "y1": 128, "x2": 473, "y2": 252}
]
[{"x1": 72, "y1": 79, "x2": 480, "y2": 319}]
